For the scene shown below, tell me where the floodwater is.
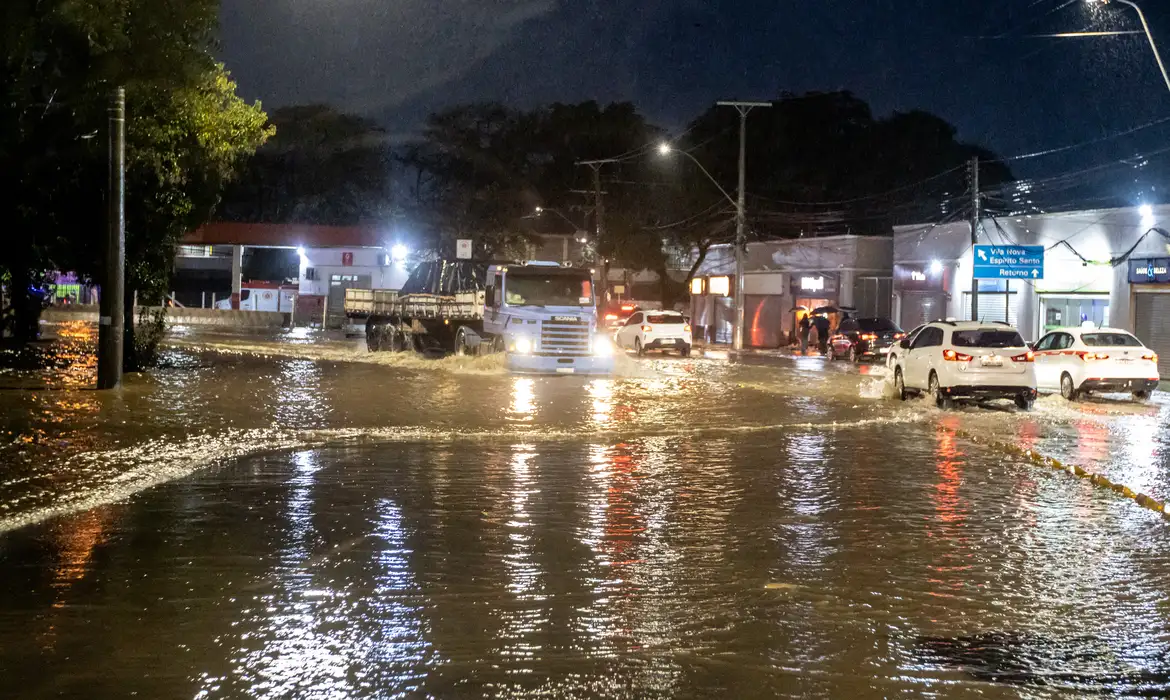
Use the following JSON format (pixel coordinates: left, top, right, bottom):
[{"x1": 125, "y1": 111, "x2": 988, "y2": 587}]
[{"x1": 1, "y1": 322, "x2": 1169, "y2": 698}]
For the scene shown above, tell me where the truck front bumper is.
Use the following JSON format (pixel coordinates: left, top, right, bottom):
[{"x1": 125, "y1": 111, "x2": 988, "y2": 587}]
[{"x1": 506, "y1": 353, "x2": 614, "y2": 375}]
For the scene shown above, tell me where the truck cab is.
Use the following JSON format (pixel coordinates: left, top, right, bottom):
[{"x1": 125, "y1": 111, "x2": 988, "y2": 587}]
[{"x1": 484, "y1": 262, "x2": 614, "y2": 374}]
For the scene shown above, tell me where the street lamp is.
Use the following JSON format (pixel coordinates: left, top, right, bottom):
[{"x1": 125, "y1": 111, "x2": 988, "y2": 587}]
[
  {"x1": 657, "y1": 143, "x2": 738, "y2": 207},
  {"x1": 659, "y1": 102, "x2": 770, "y2": 352},
  {"x1": 1087, "y1": 0, "x2": 1170, "y2": 95}
]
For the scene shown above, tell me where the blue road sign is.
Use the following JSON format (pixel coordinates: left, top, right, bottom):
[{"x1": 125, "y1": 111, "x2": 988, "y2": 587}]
[{"x1": 972, "y1": 244, "x2": 1045, "y2": 280}]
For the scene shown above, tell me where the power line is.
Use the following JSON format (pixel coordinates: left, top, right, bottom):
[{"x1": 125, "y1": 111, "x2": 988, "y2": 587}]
[{"x1": 745, "y1": 164, "x2": 966, "y2": 207}]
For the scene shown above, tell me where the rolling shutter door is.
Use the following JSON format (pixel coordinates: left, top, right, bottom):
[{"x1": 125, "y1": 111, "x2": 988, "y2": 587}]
[
  {"x1": 1134, "y1": 292, "x2": 1170, "y2": 378},
  {"x1": 901, "y1": 291, "x2": 946, "y2": 328}
]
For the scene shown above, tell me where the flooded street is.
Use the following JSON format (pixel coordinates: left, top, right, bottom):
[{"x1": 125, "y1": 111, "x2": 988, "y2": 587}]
[{"x1": 2, "y1": 323, "x2": 1170, "y2": 697}]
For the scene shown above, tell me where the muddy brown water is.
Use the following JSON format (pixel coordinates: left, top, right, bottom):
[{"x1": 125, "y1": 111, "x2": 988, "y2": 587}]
[{"x1": 1, "y1": 323, "x2": 1168, "y2": 698}]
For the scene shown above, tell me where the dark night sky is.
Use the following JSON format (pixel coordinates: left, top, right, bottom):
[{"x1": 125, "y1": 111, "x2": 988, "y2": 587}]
[{"x1": 218, "y1": 0, "x2": 1170, "y2": 200}]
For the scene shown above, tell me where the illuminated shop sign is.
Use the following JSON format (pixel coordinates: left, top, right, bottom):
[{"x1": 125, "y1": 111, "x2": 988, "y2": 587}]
[{"x1": 1129, "y1": 257, "x2": 1170, "y2": 284}]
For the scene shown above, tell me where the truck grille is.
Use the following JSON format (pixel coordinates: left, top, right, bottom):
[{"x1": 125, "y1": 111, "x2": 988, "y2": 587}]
[{"x1": 540, "y1": 319, "x2": 591, "y2": 356}]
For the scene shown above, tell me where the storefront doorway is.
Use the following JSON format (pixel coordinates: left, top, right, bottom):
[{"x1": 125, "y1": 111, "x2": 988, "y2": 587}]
[{"x1": 1038, "y1": 294, "x2": 1109, "y2": 336}]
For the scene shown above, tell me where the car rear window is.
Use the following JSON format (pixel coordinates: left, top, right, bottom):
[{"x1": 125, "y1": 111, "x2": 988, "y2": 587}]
[
  {"x1": 951, "y1": 329, "x2": 1025, "y2": 348},
  {"x1": 647, "y1": 314, "x2": 685, "y2": 325},
  {"x1": 1082, "y1": 333, "x2": 1142, "y2": 347},
  {"x1": 858, "y1": 318, "x2": 900, "y2": 332}
]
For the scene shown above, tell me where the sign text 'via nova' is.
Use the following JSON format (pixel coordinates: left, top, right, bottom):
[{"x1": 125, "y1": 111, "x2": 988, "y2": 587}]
[{"x1": 972, "y1": 244, "x2": 1045, "y2": 280}]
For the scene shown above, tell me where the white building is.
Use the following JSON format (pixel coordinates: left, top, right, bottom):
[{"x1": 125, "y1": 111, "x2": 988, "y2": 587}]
[{"x1": 893, "y1": 205, "x2": 1170, "y2": 378}]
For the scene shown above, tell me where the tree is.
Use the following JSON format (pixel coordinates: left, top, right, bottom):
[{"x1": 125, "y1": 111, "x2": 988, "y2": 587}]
[
  {"x1": 399, "y1": 101, "x2": 662, "y2": 261},
  {"x1": 1, "y1": 0, "x2": 271, "y2": 349},
  {"x1": 680, "y1": 91, "x2": 1014, "y2": 238},
  {"x1": 218, "y1": 104, "x2": 391, "y2": 226}
]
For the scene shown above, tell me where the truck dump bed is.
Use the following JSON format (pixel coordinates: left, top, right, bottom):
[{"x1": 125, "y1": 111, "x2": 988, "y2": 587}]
[{"x1": 344, "y1": 260, "x2": 488, "y2": 321}]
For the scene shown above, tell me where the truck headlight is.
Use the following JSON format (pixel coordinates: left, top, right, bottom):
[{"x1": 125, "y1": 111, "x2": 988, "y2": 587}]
[
  {"x1": 593, "y1": 335, "x2": 613, "y2": 357},
  {"x1": 514, "y1": 336, "x2": 532, "y2": 355}
]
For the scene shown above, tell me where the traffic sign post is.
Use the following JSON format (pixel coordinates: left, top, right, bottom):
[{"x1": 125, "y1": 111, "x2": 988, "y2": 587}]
[
  {"x1": 972, "y1": 244, "x2": 1045, "y2": 280},
  {"x1": 456, "y1": 239, "x2": 473, "y2": 260}
]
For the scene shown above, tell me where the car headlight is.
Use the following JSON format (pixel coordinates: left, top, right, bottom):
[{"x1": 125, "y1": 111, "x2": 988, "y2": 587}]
[
  {"x1": 593, "y1": 335, "x2": 613, "y2": 357},
  {"x1": 513, "y1": 336, "x2": 532, "y2": 355}
]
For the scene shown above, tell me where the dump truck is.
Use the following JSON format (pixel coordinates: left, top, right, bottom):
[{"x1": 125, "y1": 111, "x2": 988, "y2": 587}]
[{"x1": 344, "y1": 259, "x2": 614, "y2": 374}]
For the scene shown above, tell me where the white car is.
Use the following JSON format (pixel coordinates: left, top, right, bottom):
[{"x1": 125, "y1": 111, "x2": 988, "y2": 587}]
[
  {"x1": 886, "y1": 323, "x2": 926, "y2": 370},
  {"x1": 615, "y1": 310, "x2": 692, "y2": 356},
  {"x1": 892, "y1": 321, "x2": 1038, "y2": 410},
  {"x1": 1033, "y1": 326, "x2": 1160, "y2": 401}
]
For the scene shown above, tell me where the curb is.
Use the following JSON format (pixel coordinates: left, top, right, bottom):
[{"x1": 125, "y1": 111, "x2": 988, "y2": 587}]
[{"x1": 950, "y1": 427, "x2": 1167, "y2": 520}]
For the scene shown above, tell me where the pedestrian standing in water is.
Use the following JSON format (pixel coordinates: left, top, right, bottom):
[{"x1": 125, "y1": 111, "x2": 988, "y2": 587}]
[
  {"x1": 798, "y1": 314, "x2": 811, "y2": 355},
  {"x1": 813, "y1": 313, "x2": 831, "y2": 355}
]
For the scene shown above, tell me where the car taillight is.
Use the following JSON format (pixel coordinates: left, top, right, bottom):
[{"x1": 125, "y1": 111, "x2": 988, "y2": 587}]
[
  {"x1": 860, "y1": 333, "x2": 877, "y2": 341},
  {"x1": 943, "y1": 349, "x2": 973, "y2": 362},
  {"x1": 642, "y1": 325, "x2": 653, "y2": 332},
  {"x1": 1077, "y1": 351, "x2": 1110, "y2": 361},
  {"x1": 894, "y1": 333, "x2": 905, "y2": 339},
  {"x1": 621, "y1": 305, "x2": 635, "y2": 312},
  {"x1": 683, "y1": 324, "x2": 692, "y2": 334},
  {"x1": 1011, "y1": 351, "x2": 1034, "y2": 363},
  {"x1": 604, "y1": 313, "x2": 618, "y2": 321},
  {"x1": 1142, "y1": 352, "x2": 1158, "y2": 362}
]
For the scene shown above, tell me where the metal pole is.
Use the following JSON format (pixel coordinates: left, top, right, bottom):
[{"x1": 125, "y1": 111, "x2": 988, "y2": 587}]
[
  {"x1": 734, "y1": 110, "x2": 747, "y2": 351},
  {"x1": 97, "y1": 87, "x2": 125, "y2": 390},
  {"x1": 716, "y1": 100, "x2": 771, "y2": 351},
  {"x1": 969, "y1": 156, "x2": 980, "y2": 323},
  {"x1": 591, "y1": 164, "x2": 608, "y2": 306}
]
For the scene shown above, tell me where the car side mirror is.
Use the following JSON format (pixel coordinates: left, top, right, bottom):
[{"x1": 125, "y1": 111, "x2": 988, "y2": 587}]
[
  {"x1": 899, "y1": 339, "x2": 909, "y2": 349},
  {"x1": 1026, "y1": 342, "x2": 1035, "y2": 350}
]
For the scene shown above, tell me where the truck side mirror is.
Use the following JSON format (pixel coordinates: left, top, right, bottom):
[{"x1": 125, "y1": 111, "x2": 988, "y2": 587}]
[{"x1": 485, "y1": 286, "x2": 495, "y2": 308}]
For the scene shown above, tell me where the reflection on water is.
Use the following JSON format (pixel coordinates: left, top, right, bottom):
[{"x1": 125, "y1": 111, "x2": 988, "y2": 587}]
[{"x1": 1, "y1": 326, "x2": 1170, "y2": 696}]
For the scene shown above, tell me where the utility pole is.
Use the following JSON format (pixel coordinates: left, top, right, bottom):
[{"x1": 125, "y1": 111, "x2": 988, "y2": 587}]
[
  {"x1": 717, "y1": 100, "x2": 771, "y2": 352},
  {"x1": 577, "y1": 158, "x2": 620, "y2": 307},
  {"x1": 98, "y1": 87, "x2": 126, "y2": 390},
  {"x1": 969, "y1": 156, "x2": 980, "y2": 323}
]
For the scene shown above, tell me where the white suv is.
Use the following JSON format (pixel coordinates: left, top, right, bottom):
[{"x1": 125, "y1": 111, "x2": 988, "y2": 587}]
[{"x1": 892, "y1": 321, "x2": 1038, "y2": 410}]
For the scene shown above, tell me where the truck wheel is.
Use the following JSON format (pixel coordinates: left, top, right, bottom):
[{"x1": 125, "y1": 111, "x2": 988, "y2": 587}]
[
  {"x1": 455, "y1": 327, "x2": 472, "y2": 357},
  {"x1": 366, "y1": 321, "x2": 381, "y2": 352},
  {"x1": 388, "y1": 329, "x2": 405, "y2": 353}
]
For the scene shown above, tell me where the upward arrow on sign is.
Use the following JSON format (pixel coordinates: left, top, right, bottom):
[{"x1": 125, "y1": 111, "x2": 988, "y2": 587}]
[{"x1": 1032, "y1": 269, "x2": 1039, "y2": 278}]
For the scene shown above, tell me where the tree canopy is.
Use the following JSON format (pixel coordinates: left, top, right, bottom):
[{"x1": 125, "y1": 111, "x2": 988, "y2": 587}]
[
  {"x1": 218, "y1": 104, "x2": 390, "y2": 226},
  {"x1": 392, "y1": 91, "x2": 1011, "y2": 301},
  {"x1": 1, "y1": 0, "x2": 271, "y2": 342}
]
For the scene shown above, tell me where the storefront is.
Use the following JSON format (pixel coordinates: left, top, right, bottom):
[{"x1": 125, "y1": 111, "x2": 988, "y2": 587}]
[
  {"x1": 893, "y1": 263, "x2": 947, "y2": 329},
  {"x1": 1129, "y1": 257, "x2": 1170, "y2": 378},
  {"x1": 690, "y1": 275, "x2": 735, "y2": 344}
]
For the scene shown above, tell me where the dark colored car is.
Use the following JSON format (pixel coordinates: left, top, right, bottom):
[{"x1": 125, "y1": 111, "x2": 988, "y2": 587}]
[
  {"x1": 829, "y1": 317, "x2": 905, "y2": 363},
  {"x1": 601, "y1": 302, "x2": 639, "y2": 333}
]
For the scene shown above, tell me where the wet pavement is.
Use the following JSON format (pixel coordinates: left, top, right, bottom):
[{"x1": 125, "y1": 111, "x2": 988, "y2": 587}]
[{"x1": 1, "y1": 322, "x2": 1169, "y2": 698}]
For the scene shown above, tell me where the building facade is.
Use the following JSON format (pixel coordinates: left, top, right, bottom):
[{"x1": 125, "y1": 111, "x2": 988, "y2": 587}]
[
  {"x1": 691, "y1": 235, "x2": 894, "y2": 348},
  {"x1": 893, "y1": 205, "x2": 1170, "y2": 377}
]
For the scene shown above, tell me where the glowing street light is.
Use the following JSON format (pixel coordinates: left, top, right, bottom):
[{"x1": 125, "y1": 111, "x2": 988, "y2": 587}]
[
  {"x1": 391, "y1": 244, "x2": 409, "y2": 263},
  {"x1": 1086, "y1": 0, "x2": 1170, "y2": 96}
]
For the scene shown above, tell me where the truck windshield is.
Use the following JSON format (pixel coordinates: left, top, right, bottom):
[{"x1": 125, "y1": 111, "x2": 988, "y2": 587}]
[{"x1": 505, "y1": 274, "x2": 593, "y2": 307}]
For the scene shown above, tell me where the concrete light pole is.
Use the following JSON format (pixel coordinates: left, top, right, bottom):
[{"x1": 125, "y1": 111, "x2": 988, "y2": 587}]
[
  {"x1": 717, "y1": 102, "x2": 771, "y2": 351},
  {"x1": 98, "y1": 87, "x2": 126, "y2": 390},
  {"x1": 577, "y1": 158, "x2": 621, "y2": 307}
]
